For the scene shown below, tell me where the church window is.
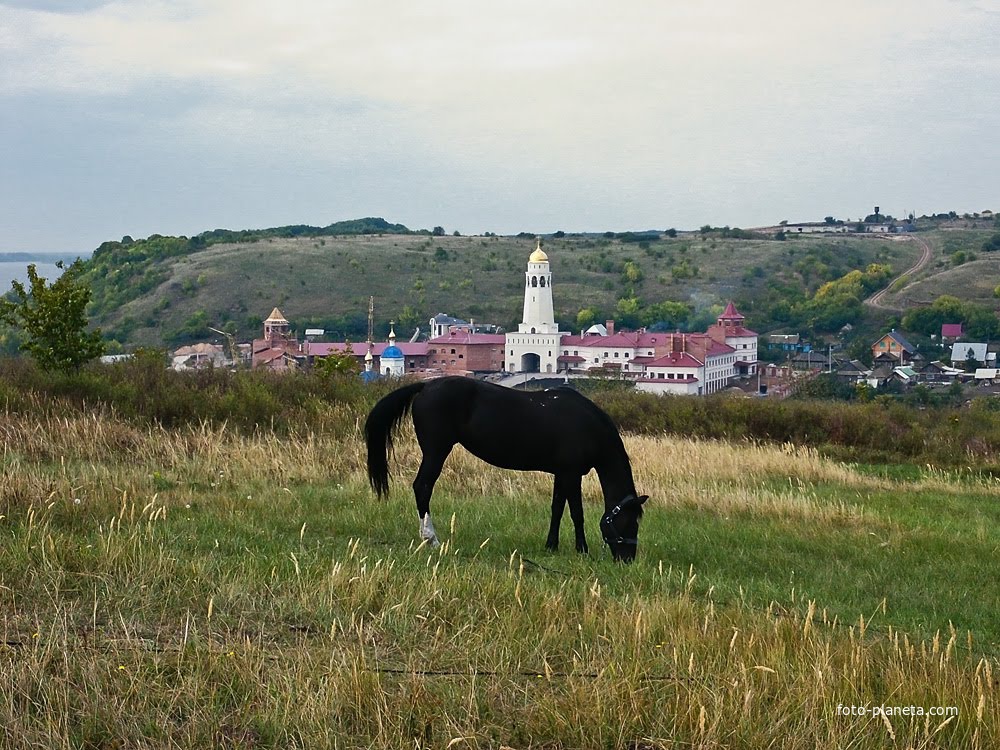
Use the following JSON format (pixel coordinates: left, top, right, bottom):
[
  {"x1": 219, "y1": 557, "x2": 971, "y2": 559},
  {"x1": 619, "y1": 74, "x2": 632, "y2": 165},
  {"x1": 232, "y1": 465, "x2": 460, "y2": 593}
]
[
  {"x1": 531, "y1": 277, "x2": 538, "y2": 287},
  {"x1": 539, "y1": 277, "x2": 546, "y2": 287},
  {"x1": 531, "y1": 328, "x2": 536, "y2": 334}
]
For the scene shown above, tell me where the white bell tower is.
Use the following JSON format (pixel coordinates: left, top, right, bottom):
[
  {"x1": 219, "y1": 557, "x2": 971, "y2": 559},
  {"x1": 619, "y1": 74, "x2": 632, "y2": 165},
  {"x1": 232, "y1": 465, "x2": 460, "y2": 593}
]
[
  {"x1": 520, "y1": 240, "x2": 557, "y2": 334},
  {"x1": 505, "y1": 240, "x2": 563, "y2": 374}
]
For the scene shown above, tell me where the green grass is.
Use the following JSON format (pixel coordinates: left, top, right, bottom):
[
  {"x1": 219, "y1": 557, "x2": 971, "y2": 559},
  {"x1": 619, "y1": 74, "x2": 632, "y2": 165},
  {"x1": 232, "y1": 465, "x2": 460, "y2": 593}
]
[{"x1": 1, "y1": 410, "x2": 998, "y2": 748}]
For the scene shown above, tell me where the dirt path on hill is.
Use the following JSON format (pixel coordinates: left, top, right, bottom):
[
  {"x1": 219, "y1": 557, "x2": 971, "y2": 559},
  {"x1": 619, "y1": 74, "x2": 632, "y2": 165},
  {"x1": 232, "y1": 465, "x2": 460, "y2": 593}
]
[{"x1": 865, "y1": 235, "x2": 933, "y2": 311}]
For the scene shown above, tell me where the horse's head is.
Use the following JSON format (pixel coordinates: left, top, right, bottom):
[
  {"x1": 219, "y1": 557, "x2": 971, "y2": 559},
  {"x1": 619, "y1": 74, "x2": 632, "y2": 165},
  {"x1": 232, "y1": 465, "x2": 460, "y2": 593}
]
[{"x1": 600, "y1": 494, "x2": 648, "y2": 563}]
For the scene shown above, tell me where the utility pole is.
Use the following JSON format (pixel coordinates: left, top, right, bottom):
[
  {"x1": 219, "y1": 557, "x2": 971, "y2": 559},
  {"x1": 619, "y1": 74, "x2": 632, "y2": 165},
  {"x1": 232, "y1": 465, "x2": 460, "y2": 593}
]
[{"x1": 365, "y1": 296, "x2": 375, "y2": 373}]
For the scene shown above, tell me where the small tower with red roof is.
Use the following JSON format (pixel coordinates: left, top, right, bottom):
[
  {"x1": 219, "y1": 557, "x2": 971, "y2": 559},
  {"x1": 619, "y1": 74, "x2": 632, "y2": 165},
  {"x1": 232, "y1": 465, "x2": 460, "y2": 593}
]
[{"x1": 708, "y1": 301, "x2": 758, "y2": 376}]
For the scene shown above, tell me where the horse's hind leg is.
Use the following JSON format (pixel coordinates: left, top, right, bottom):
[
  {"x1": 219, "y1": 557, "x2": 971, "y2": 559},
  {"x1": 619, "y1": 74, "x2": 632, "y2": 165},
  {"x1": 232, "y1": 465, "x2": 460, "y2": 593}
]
[
  {"x1": 566, "y1": 475, "x2": 588, "y2": 554},
  {"x1": 412, "y1": 448, "x2": 452, "y2": 547}
]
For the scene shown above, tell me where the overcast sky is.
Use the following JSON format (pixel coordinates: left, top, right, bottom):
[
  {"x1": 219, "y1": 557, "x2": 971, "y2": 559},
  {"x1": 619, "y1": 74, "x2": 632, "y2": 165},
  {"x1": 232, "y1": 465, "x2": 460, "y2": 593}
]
[{"x1": 2, "y1": 0, "x2": 999, "y2": 252}]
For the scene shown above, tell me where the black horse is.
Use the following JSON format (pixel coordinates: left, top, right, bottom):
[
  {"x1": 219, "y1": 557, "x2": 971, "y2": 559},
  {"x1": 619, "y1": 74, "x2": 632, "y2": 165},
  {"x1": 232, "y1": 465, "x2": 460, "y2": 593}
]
[{"x1": 364, "y1": 376, "x2": 647, "y2": 562}]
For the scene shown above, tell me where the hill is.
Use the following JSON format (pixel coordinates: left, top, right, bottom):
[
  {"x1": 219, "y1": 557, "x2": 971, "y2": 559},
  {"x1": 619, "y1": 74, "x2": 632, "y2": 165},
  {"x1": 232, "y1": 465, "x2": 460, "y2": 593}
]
[
  {"x1": 77, "y1": 224, "x2": 937, "y2": 350},
  {"x1": 875, "y1": 227, "x2": 1000, "y2": 309}
]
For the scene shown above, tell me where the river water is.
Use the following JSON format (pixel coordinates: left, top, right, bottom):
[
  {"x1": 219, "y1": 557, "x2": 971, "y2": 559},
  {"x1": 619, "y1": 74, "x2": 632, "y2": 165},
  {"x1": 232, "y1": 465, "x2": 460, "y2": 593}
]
[{"x1": 0, "y1": 257, "x2": 85, "y2": 291}]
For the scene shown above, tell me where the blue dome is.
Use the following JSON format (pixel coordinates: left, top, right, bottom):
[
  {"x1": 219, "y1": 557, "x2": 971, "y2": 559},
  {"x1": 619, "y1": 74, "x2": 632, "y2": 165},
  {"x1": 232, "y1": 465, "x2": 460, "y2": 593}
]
[{"x1": 381, "y1": 345, "x2": 404, "y2": 359}]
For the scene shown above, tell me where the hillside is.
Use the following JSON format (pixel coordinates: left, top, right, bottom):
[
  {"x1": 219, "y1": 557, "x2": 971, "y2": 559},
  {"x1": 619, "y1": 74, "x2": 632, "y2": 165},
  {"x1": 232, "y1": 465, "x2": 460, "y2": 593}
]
[
  {"x1": 80, "y1": 226, "x2": 934, "y2": 349},
  {"x1": 875, "y1": 228, "x2": 1000, "y2": 309}
]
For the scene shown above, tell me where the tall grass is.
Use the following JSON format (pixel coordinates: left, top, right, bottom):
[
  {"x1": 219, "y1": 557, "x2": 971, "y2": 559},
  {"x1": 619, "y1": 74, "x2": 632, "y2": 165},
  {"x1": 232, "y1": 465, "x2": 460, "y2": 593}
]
[{"x1": 1, "y1": 402, "x2": 998, "y2": 748}]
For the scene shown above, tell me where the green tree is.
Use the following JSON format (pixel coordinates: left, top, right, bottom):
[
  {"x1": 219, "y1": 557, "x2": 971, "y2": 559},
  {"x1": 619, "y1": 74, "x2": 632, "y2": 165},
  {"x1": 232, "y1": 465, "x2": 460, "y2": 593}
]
[
  {"x1": 0, "y1": 261, "x2": 105, "y2": 372},
  {"x1": 641, "y1": 300, "x2": 690, "y2": 329},
  {"x1": 615, "y1": 296, "x2": 642, "y2": 328},
  {"x1": 314, "y1": 347, "x2": 358, "y2": 377},
  {"x1": 397, "y1": 305, "x2": 420, "y2": 334},
  {"x1": 576, "y1": 307, "x2": 599, "y2": 331},
  {"x1": 621, "y1": 260, "x2": 644, "y2": 288},
  {"x1": 981, "y1": 232, "x2": 1000, "y2": 252}
]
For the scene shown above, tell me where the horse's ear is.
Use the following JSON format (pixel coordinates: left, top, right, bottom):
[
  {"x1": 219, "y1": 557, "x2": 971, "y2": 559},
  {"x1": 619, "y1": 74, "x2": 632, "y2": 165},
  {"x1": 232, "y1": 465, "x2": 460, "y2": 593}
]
[{"x1": 638, "y1": 495, "x2": 649, "y2": 505}]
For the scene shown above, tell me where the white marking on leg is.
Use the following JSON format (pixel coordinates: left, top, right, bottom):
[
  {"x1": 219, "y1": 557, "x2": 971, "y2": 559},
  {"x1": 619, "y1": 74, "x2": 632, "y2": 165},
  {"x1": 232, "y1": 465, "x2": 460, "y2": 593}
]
[{"x1": 419, "y1": 513, "x2": 440, "y2": 547}]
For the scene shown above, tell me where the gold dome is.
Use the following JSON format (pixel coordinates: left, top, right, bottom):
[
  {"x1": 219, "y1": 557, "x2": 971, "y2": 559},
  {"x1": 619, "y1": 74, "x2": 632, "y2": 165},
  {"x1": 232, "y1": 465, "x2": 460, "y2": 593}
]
[{"x1": 529, "y1": 240, "x2": 548, "y2": 263}]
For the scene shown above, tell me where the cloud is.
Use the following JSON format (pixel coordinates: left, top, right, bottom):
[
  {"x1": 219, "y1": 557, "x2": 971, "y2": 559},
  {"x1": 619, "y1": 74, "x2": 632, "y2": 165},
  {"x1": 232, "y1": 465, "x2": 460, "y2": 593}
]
[{"x1": 1, "y1": 0, "x2": 999, "y2": 248}]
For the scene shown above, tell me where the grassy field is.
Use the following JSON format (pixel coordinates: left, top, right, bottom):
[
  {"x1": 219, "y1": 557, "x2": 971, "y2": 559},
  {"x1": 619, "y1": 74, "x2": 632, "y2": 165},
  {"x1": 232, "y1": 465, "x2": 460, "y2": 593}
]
[
  {"x1": 95, "y1": 230, "x2": 924, "y2": 347},
  {"x1": 2, "y1": 405, "x2": 998, "y2": 748}
]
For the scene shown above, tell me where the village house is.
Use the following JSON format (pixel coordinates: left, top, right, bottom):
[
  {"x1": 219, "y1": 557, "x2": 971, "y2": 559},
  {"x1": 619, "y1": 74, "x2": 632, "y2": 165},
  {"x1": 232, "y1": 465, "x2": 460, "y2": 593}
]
[
  {"x1": 171, "y1": 342, "x2": 228, "y2": 370},
  {"x1": 941, "y1": 323, "x2": 964, "y2": 342},
  {"x1": 949, "y1": 341, "x2": 994, "y2": 369},
  {"x1": 871, "y1": 330, "x2": 917, "y2": 365},
  {"x1": 766, "y1": 333, "x2": 810, "y2": 354}
]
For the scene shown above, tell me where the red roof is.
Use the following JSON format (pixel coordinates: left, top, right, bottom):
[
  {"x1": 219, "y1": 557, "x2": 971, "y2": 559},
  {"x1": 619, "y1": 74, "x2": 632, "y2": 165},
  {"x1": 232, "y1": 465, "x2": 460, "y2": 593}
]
[
  {"x1": 428, "y1": 332, "x2": 506, "y2": 345},
  {"x1": 254, "y1": 348, "x2": 288, "y2": 363},
  {"x1": 557, "y1": 354, "x2": 586, "y2": 362},
  {"x1": 559, "y1": 332, "x2": 642, "y2": 348},
  {"x1": 304, "y1": 342, "x2": 430, "y2": 357},
  {"x1": 684, "y1": 332, "x2": 735, "y2": 356},
  {"x1": 723, "y1": 326, "x2": 758, "y2": 337},
  {"x1": 645, "y1": 352, "x2": 703, "y2": 369},
  {"x1": 718, "y1": 301, "x2": 744, "y2": 321},
  {"x1": 942, "y1": 323, "x2": 963, "y2": 338}
]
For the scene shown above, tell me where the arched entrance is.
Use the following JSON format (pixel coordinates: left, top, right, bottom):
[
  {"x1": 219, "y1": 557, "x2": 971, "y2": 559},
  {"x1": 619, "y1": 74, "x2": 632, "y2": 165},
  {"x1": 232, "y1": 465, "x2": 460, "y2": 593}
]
[{"x1": 520, "y1": 352, "x2": 541, "y2": 372}]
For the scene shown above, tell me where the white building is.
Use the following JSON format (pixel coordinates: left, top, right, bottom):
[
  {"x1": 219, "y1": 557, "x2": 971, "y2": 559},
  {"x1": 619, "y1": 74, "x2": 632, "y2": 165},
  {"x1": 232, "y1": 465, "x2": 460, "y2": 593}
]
[
  {"x1": 506, "y1": 241, "x2": 562, "y2": 373},
  {"x1": 634, "y1": 350, "x2": 703, "y2": 395}
]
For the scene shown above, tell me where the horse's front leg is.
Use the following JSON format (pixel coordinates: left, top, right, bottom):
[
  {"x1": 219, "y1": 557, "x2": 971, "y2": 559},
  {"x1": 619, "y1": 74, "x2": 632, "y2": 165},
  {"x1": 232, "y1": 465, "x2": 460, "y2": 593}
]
[
  {"x1": 566, "y1": 475, "x2": 588, "y2": 554},
  {"x1": 546, "y1": 475, "x2": 568, "y2": 551}
]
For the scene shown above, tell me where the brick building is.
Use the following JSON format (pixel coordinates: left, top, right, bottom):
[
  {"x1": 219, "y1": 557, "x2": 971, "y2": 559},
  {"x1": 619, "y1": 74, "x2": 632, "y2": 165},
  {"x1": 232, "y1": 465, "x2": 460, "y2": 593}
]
[{"x1": 427, "y1": 330, "x2": 506, "y2": 373}]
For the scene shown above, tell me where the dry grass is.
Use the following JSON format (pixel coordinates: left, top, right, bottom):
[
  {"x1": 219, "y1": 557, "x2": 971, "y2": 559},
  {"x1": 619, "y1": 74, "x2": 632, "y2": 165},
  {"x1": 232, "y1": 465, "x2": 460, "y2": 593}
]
[{"x1": 1, "y1": 409, "x2": 998, "y2": 748}]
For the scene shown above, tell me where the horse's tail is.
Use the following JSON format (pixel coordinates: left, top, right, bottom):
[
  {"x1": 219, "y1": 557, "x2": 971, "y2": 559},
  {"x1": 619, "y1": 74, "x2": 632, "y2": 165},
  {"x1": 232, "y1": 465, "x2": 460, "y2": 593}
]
[{"x1": 364, "y1": 381, "x2": 426, "y2": 498}]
